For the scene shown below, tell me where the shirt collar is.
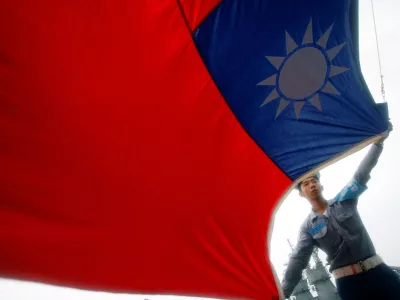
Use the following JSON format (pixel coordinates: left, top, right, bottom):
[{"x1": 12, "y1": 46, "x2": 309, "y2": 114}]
[
  {"x1": 310, "y1": 199, "x2": 332, "y2": 220},
  {"x1": 310, "y1": 210, "x2": 319, "y2": 221}
]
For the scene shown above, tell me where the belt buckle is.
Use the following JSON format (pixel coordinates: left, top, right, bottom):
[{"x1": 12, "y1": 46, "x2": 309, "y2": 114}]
[{"x1": 358, "y1": 261, "x2": 367, "y2": 272}]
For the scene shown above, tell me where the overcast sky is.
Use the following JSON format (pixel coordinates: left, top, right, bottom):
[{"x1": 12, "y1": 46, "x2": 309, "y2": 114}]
[{"x1": 2, "y1": 1, "x2": 399, "y2": 299}]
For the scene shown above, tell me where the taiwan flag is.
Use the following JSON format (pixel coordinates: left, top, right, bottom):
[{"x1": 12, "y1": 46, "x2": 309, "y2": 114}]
[{"x1": 0, "y1": 1, "x2": 388, "y2": 300}]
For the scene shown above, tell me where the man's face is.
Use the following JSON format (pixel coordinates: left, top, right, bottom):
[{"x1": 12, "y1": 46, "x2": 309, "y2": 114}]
[{"x1": 300, "y1": 176, "x2": 324, "y2": 204}]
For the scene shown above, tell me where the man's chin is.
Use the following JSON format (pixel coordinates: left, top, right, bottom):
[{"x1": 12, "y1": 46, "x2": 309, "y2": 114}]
[
  {"x1": 311, "y1": 190, "x2": 321, "y2": 198},
  {"x1": 311, "y1": 197, "x2": 323, "y2": 204}
]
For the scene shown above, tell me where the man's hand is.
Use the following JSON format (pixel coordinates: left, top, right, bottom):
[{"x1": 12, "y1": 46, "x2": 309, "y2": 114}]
[{"x1": 375, "y1": 121, "x2": 393, "y2": 145}]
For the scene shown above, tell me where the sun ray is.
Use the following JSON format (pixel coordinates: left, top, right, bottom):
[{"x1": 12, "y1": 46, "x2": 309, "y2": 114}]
[
  {"x1": 317, "y1": 24, "x2": 334, "y2": 49},
  {"x1": 286, "y1": 31, "x2": 298, "y2": 55},
  {"x1": 257, "y1": 74, "x2": 277, "y2": 86},
  {"x1": 302, "y1": 19, "x2": 313, "y2": 44},
  {"x1": 322, "y1": 81, "x2": 340, "y2": 95},
  {"x1": 329, "y1": 66, "x2": 350, "y2": 77},
  {"x1": 309, "y1": 94, "x2": 322, "y2": 111},
  {"x1": 327, "y1": 42, "x2": 347, "y2": 61},
  {"x1": 275, "y1": 99, "x2": 290, "y2": 119},
  {"x1": 266, "y1": 56, "x2": 284, "y2": 70},
  {"x1": 258, "y1": 19, "x2": 349, "y2": 119},
  {"x1": 261, "y1": 88, "x2": 280, "y2": 107},
  {"x1": 294, "y1": 101, "x2": 305, "y2": 118}
]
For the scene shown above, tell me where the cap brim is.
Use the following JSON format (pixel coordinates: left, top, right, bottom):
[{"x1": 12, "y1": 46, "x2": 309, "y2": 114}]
[{"x1": 297, "y1": 172, "x2": 320, "y2": 190}]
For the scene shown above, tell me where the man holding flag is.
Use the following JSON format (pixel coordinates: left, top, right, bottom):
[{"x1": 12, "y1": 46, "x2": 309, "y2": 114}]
[{"x1": 281, "y1": 124, "x2": 400, "y2": 299}]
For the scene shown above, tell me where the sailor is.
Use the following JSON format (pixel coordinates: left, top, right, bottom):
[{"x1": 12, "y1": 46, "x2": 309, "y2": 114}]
[{"x1": 281, "y1": 123, "x2": 400, "y2": 299}]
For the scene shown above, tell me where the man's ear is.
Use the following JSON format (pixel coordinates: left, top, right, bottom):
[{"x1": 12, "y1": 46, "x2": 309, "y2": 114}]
[{"x1": 299, "y1": 190, "x2": 305, "y2": 198}]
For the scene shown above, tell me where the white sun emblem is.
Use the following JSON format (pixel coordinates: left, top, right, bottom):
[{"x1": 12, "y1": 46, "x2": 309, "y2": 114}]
[{"x1": 257, "y1": 20, "x2": 350, "y2": 119}]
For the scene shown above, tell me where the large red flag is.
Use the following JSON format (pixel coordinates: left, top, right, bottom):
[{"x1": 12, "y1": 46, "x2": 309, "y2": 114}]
[
  {"x1": 0, "y1": 0, "x2": 388, "y2": 299},
  {"x1": 0, "y1": 1, "x2": 289, "y2": 299}
]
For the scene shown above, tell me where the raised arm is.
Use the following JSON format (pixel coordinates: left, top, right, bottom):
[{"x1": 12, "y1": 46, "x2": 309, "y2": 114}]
[
  {"x1": 354, "y1": 122, "x2": 391, "y2": 185},
  {"x1": 353, "y1": 141, "x2": 384, "y2": 186},
  {"x1": 334, "y1": 126, "x2": 391, "y2": 203},
  {"x1": 281, "y1": 226, "x2": 314, "y2": 298}
]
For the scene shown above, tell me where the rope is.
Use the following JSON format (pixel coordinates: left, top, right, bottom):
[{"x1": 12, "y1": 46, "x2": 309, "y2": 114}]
[{"x1": 370, "y1": 0, "x2": 386, "y2": 102}]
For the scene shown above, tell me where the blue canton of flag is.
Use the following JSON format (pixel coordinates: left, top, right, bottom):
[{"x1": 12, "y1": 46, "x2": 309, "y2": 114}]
[{"x1": 193, "y1": 0, "x2": 388, "y2": 180}]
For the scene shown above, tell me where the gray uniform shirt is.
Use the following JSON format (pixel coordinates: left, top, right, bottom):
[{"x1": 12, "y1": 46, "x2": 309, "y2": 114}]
[{"x1": 281, "y1": 143, "x2": 384, "y2": 298}]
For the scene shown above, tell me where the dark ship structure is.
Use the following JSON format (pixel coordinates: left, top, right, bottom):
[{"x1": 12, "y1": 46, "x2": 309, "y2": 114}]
[{"x1": 284, "y1": 240, "x2": 400, "y2": 300}]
